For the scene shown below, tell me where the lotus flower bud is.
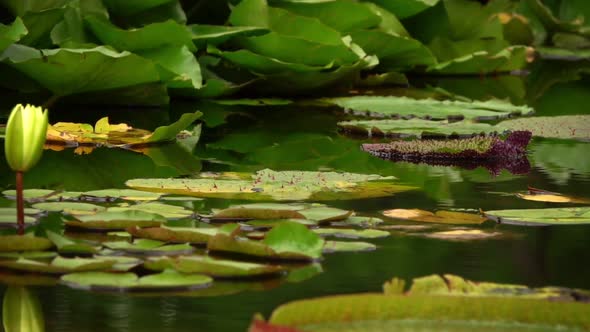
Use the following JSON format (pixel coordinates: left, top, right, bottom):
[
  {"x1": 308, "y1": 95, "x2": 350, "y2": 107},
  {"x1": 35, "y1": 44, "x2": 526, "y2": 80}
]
[{"x1": 4, "y1": 104, "x2": 48, "y2": 172}]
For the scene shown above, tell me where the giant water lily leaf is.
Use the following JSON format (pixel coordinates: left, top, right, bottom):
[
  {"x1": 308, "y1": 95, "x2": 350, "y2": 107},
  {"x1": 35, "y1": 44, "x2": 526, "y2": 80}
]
[
  {"x1": 66, "y1": 210, "x2": 166, "y2": 230},
  {"x1": 383, "y1": 209, "x2": 487, "y2": 225},
  {"x1": 313, "y1": 228, "x2": 389, "y2": 239},
  {"x1": 323, "y1": 240, "x2": 376, "y2": 253},
  {"x1": 0, "y1": 208, "x2": 41, "y2": 216},
  {"x1": 0, "y1": 256, "x2": 115, "y2": 274},
  {"x1": 81, "y1": 189, "x2": 163, "y2": 201},
  {"x1": 0, "y1": 235, "x2": 53, "y2": 252},
  {"x1": 516, "y1": 188, "x2": 590, "y2": 204},
  {"x1": 46, "y1": 231, "x2": 99, "y2": 254},
  {"x1": 189, "y1": 25, "x2": 268, "y2": 49},
  {"x1": 84, "y1": 16, "x2": 195, "y2": 52},
  {"x1": 0, "y1": 215, "x2": 37, "y2": 226},
  {"x1": 2, "y1": 189, "x2": 57, "y2": 201},
  {"x1": 208, "y1": 222, "x2": 324, "y2": 261},
  {"x1": 0, "y1": 17, "x2": 27, "y2": 53},
  {"x1": 126, "y1": 169, "x2": 414, "y2": 201},
  {"x1": 127, "y1": 226, "x2": 217, "y2": 244},
  {"x1": 144, "y1": 255, "x2": 285, "y2": 278},
  {"x1": 46, "y1": 111, "x2": 201, "y2": 146},
  {"x1": 424, "y1": 229, "x2": 502, "y2": 241},
  {"x1": 108, "y1": 202, "x2": 193, "y2": 219},
  {"x1": 496, "y1": 115, "x2": 590, "y2": 140},
  {"x1": 323, "y1": 96, "x2": 533, "y2": 121},
  {"x1": 0, "y1": 44, "x2": 161, "y2": 97},
  {"x1": 485, "y1": 207, "x2": 590, "y2": 226},
  {"x1": 61, "y1": 270, "x2": 212, "y2": 292},
  {"x1": 2, "y1": 287, "x2": 44, "y2": 332},
  {"x1": 298, "y1": 207, "x2": 353, "y2": 223},
  {"x1": 212, "y1": 206, "x2": 305, "y2": 220},
  {"x1": 103, "y1": 239, "x2": 194, "y2": 256},
  {"x1": 427, "y1": 46, "x2": 530, "y2": 74},
  {"x1": 32, "y1": 202, "x2": 106, "y2": 215}
]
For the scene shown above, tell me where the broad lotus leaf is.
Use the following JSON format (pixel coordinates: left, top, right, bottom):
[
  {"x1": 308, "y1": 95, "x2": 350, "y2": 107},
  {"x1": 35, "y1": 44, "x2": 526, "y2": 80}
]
[
  {"x1": 2, "y1": 286, "x2": 44, "y2": 332},
  {"x1": 60, "y1": 270, "x2": 212, "y2": 291},
  {"x1": 323, "y1": 240, "x2": 376, "y2": 253},
  {"x1": 208, "y1": 222, "x2": 324, "y2": 261},
  {"x1": 32, "y1": 202, "x2": 106, "y2": 215},
  {"x1": 0, "y1": 235, "x2": 53, "y2": 252},
  {"x1": 369, "y1": 0, "x2": 440, "y2": 19},
  {"x1": 383, "y1": 209, "x2": 487, "y2": 225},
  {"x1": 322, "y1": 96, "x2": 533, "y2": 121},
  {"x1": 144, "y1": 255, "x2": 285, "y2": 278},
  {"x1": 313, "y1": 228, "x2": 390, "y2": 239},
  {"x1": 0, "y1": 256, "x2": 115, "y2": 274},
  {"x1": 66, "y1": 210, "x2": 166, "y2": 230},
  {"x1": 100, "y1": 0, "x2": 176, "y2": 16},
  {"x1": 108, "y1": 202, "x2": 193, "y2": 219},
  {"x1": 0, "y1": 44, "x2": 161, "y2": 97},
  {"x1": 424, "y1": 229, "x2": 502, "y2": 241},
  {"x1": 84, "y1": 16, "x2": 195, "y2": 52},
  {"x1": 46, "y1": 231, "x2": 99, "y2": 254},
  {"x1": 298, "y1": 207, "x2": 353, "y2": 223},
  {"x1": 81, "y1": 189, "x2": 163, "y2": 201},
  {"x1": 126, "y1": 226, "x2": 217, "y2": 244},
  {"x1": 136, "y1": 45, "x2": 201, "y2": 90},
  {"x1": 0, "y1": 17, "x2": 27, "y2": 53},
  {"x1": 126, "y1": 169, "x2": 414, "y2": 201},
  {"x1": 427, "y1": 46, "x2": 529, "y2": 75},
  {"x1": 103, "y1": 239, "x2": 194, "y2": 256},
  {"x1": 189, "y1": 25, "x2": 268, "y2": 49},
  {"x1": 485, "y1": 207, "x2": 590, "y2": 226}
]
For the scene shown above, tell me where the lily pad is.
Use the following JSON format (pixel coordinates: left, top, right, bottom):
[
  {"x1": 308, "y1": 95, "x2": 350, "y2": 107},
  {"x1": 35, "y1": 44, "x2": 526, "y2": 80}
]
[
  {"x1": 126, "y1": 169, "x2": 414, "y2": 201},
  {"x1": 383, "y1": 209, "x2": 487, "y2": 225},
  {"x1": 60, "y1": 270, "x2": 212, "y2": 292},
  {"x1": 424, "y1": 229, "x2": 502, "y2": 241},
  {"x1": 516, "y1": 187, "x2": 590, "y2": 204},
  {"x1": 208, "y1": 222, "x2": 324, "y2": 261},
  {"x1": 322, "y1": 96, "x2": 533, "y2": 121},
  {"x1": 298, "y1": 207, "x2": 353, "y2": 224},
  {"x1": 144, "y1": 256, "x2": 285, "y2": 278},
  {"x1": 0, "y1": 208, "x2": 42, "y2": 216},
  {"x1": 46, "y1": 231, "x2": 99, "y2": 254},
  {"x1": 0, "y1": 256, "x2": 115, "y2": 274},
  {"x1": 2, "y1": 189, "x2": 57, "y2": 201},
  {"x1": 0, "y1": 215, "x2": 38, "y2": 226},
  {"x1": 323, "y1": 241, "x2": 376, "y2": 253},
  {"x1": 212, "y1": 205, "x2": 305, "y2": 220},
  {"x1": 32, "y1": 202, "x2": 106, "y2": 215},
  {"x1": 66, "y1": 210, "x2": 166, "y2": 230},
  {"x1": 0, "y1": 251, "x2": 57, "y2": 260},
  {"x1": 0, "y1": 235, "x2": 53, "y2": 252},
  {"x1": 330, "y1": 216, "x2": 384, "y2": 227},
  {"x1": 496, "y1": 115, "x2": 590, "y2": 140},
  {"x1": 313, "y1": 228, "x2": 389, "y2": 239},
  {"x1": 108, "y1": 202, "x2": 193, "y2": 219},
  {"x1": 81, "y1": 189, "x2": 163, "y2": 201},
  {"x1": 127, "y1": 225, "x2": 217, "y2": 244},
  {"x1": 485, "y1": 207, "x2": 590, "y2": 226},
  {"x1": 103, "y1": 239, "x2": 194, "y2": 256}
]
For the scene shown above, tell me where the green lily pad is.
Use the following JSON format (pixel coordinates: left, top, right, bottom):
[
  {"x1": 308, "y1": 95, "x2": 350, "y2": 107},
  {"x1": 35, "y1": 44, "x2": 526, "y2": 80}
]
[
  {"x1": 383, "y1": 209, "x2": 487, "y2": 225},
  {"x1": 323, "y1": 241, "x2": 376, "y2": 253},
  {"x1": 2, "y1": 189, "x2": 57, "y2": 201},
  {"x1": 0, "y1": 256, "x2": 115, "y2": 274},
  {"x1": 484, "y1": 207, "x2": 590, "y2": 226},
  {"x1": 313, "y1": 228, "x2": 389, "y2": 239},
  {"x1": 126, "y1": 169, "x2": 414, "y2": 201},
  {"x1": 496, "y1": 115, "x2": 590, "y2": 140},
  {"x1": 0, "y1": 235, "x2": 53, "y2": 252},
  {"x1": 208, "y1": 222, "x2": 324, "y2": 261},
  {"x1": 427, "y1": 46, "x2": 529, "y2": 74},
  {"x1": 0, "y1": 251, "x2": 57, "y2": 260},
  {"x1": 103, "y1": 239, "x2": 194, "y2": 256},
  {"x1": 0, "y1": 215, "x2": 38, "y2": 225},
  {"x1": 46, "y1": 231, "x2": 99, "y2": 254},
  {"x1": 108, "y1": 202, "x2": 193, "y2": 219},
  {"x1": 127, "y1": 225, "x2": 217, "y2": 244},
  {"x1": 144, "y1": 256, "x2": 285, "y2": 278},
  {"x1": 32, "y1": 202, "x2": 106, "y2": 215},
  {"x1": 60, "y1": 270, "x2": 212, "y2": 292},
  {"x1": 322, "y1": 96, "x2": 533, "y2": 121},
  {"x1": 424, "y1": 229, "x2": 502, "y2": 241},
  {"x1": 0, "y1": 208, "x2": 42, "y2": 216},
  {"x1": 212, "y1": 205, "x2": 305, "y2": 220},
  {"x1": 93, "y1": 255, "x2": 143, "y2": 272},
  {"x1": 243, "y1": 219, "x2": 317, "y2": 228},
  {"x1": 66, "y1": 210, "x2": 166, "y2": 230},
  {"x1": 81, "y1": 189, "x2": 163, "y2": 201},
  {"x1": 330, "y1": 216, "x2": 384, "y2": 227},
  {"x1": 298, "y1": 207, "x2": 353, "y2": 223}
]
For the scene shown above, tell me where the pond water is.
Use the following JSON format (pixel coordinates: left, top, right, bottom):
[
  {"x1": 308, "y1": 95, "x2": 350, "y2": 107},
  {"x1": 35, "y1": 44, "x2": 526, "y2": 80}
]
[{"x1": 0, "y1": 67, "x2": 589, "y2": 331}]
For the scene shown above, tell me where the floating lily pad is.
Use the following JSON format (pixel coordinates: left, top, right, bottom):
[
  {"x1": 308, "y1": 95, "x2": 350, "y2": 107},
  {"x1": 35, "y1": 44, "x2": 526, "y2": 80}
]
[
  {"x1": 93, "y1": 255, "x2": 143, "y2": 272},
  {"x1": 2, "y1": 189, "x2": 57, "y2": 201},
  {"x1": 0, "y1": 215, "x2": 38, "y2": 226},
  {"x1": 0, "y1": 256, "x2": 115, "y2": 274},
  {"x1": 330, "y1": 216, "x2": 384, "y2": 227},
  {"x1": 322, "y1": 96, "x2": 533, "y2": 121},
  {"x1": 0, "y1": 251, "x2": 57, "y2": 260},
  {"x1": 66, "y1": 210, "x2": 166, "y2": 230},
  {"x1": 298, "y1": 207, "x2": 353, "y2": 223},
  {"x1": 496, "y1": 115, "x2": 590, "y2": 140},
  {"x1": 127, "y1": 226, "x2": 217, "y2": 244},
  {"x1": 424, "y1": 229, "x2": 502, "y2": 241},
  {"x1": 0, "y1": 235, "x2": 53, "y2": 252},
  {"x1": 208, "y1": 222, "x2": 324, "y2": 261},
  {"x1": 103, "y1": 239, "x2": 194, "y2": 256},
  {"x1": 46, "y1": 231, "x2": 100, "y2": 254},
  {"x1": 32, "y1": 202, "x2": 106, "y2": 215},
  {"x1": 383, "y1": 209, "x2": 487, "y2": 225},
  {"x1": 0, "y1": 271, "x2": 58, "y2": 286},
  {"x1": 485, "y1": 207, "x2": 590, "y2": 226},
  {"x1": 313, "y1": 228, "x2": 389, "y2": 239},
  {"x1": 0, "y1": 208, "x2": 42, "y2": 216},
  {"x1": 243, "y1": 219, "x2": 317, "y2": 228},
  {"x1": 126, "y1": 169, "x2": 414, "y2": 201},
  {"x1": 212, "y1": 205, "x2": 305, "y2": 220},
  {"x1": 81, "y1": 189, "x2": 163, "y2": 201},
  {"x1": 144, "y1": 256, "x2": 285, "y2": 278},
  {"x1": 108, "y1": 202, "x2": 193, "y2": 219},
  {"x1": 60, "y1": 270, "x2": 212, "y2": 292},
  {"x1": 323, "y1": 241, "x2": 376, "y2": 253}
]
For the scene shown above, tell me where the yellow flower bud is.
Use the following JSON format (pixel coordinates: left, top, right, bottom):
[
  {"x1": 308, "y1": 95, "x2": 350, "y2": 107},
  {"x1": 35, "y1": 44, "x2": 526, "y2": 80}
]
[{"x1": 4, "y1": 104, "x2": 48, "y2": 172}]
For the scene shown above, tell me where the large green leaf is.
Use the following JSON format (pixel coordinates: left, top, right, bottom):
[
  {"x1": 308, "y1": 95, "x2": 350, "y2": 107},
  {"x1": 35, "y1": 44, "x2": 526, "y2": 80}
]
[
  {"x1": 0, "y1": 18, "x2": 27, "y2": 53},
  {"x1": 369, "y1": 0, "x2": 440, "y2": 19},
  {"x1": 496, "y1": 115, "x2": 590, "y2": 140},
  {"x1": 0, "y1": 44, "x2": 161, "y2": 97},
  {"x1": 0, "y1": 256, "x2": 115, "y2": 274},
  {"x1": 144, "y1": 255, "x2": 285, "y2": 277},
  {"x1": 50, "y1": 0, "x2": 109, "y2": 47},
  {"x1": 3, "y1": 287, "x2": 44, "y2": 332},
  {"x1": 138, "y1": 46, "x2": 201, "y2": 89},
  {"x1": 427, "y1": 46, "x2": 530, "y2": 74},
  {"x1": 485, "y1": 207, "x2": 590, "y2": 226},
  {"x1": 66, "y1": 210, "x2": 166, "y2": 230},
  {"x1": 100, "y1": 0, "x2": 176, "y2": 16},
  {"x1": 323, "y1": 96, "x2": 533, "y2": 121},
  {"x1": 189, "y1": 25, "x2": 268, "y2": 49},
  {"x1": 127, "y1": 225, "x2": 217, "y2": 244},
  {"x1": 0, "y1": 235, "x2": 53, "y2": 252},
  {"x1": 103, "y1": 239, "x2": 194, "y2": 256},
  {"x1": 61, "y1": 270, "x2": 212, "y2": 291},
  {"x1": 126, "y1": 169, "x2": 414, "y2": 201}
]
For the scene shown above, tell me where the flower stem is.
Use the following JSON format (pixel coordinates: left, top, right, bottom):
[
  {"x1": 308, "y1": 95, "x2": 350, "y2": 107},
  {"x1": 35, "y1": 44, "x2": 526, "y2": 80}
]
[{"x1": 16, "y1": 171, "x2": 24, "y2": 235}]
